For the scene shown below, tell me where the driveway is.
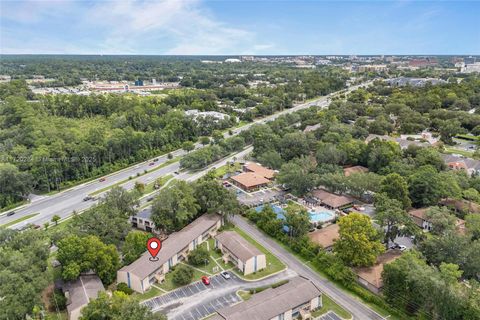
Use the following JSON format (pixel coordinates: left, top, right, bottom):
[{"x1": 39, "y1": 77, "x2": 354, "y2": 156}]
[
  {"x1": 232, "y1": 216, "x2": 385, "y2": 320},
  {"x1": 143, "y1": 270, "x2": 298, "y2": 319}
]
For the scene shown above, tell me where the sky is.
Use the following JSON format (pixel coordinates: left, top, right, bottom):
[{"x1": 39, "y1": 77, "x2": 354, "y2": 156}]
[{"x1": 0, "y1": 0, "x2": 479, "y2": 55}]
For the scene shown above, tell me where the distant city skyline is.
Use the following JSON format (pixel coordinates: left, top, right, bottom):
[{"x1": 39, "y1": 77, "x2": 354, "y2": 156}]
[{"x1": 1, "y1": 0, "x2": 479, "y2": 55}]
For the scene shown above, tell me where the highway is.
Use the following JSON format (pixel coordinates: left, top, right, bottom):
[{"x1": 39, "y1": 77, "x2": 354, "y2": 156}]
[{"x1": 0, "y1": 81, "x2": 372, "y2": 229}]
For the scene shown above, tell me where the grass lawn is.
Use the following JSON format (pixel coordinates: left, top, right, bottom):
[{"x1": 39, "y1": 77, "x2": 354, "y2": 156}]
[
  {"x1": 237, "y1": 290, "x2": 252, "y2": 301},
  {"x1": 143, "y1": 174, "x2": 173, "y2": 194},
  {"x1": 443, "y1": 147, "x2": 477, "y2": 158},
  {"x1": 212, "y1": 162, "x2": 241, "y2": 178},
  {"x1": 286, "y1": 200, "x2": 305, "y2": 211},
  {"x1": 135, "y1": 286, "x2": 162, "y2": 301},
  {"x1": 45, "y1": 215, "x2": 75, "y2": 235},
  {"x1": 0, "y1": 212, "x2": 39, "y2": 228},
  {"x1": 312, "y1": 294, "x2": 352, "y2": 319},
  {"x1": 90, "y1": 158, "x2": 179, "y2": 196},
  {"x1": 157, "y1": 263, "x2": 213, "y2": 292},
  {"x1": 157, "y1": 239, "x2": 224, "y2": 292},
  {"x1": 45, "y1": 311, "x2": 68, "y2": 320},
  {"x1": 231, "y1": 226, "x2": 286, "y2": 280}
]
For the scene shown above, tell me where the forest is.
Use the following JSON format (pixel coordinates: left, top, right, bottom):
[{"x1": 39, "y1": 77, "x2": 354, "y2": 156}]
[
  {"x1": 0, "y1": 59, "x2": 348, "y2": 209},
  {"x1": 237, "y1": 75, "x2": 480, "y2": 319}
]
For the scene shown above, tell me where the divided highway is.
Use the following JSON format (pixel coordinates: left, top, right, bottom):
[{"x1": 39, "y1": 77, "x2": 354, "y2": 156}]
[{"x1": 0, "y1": 81, "x2": 372, "y2": 229}]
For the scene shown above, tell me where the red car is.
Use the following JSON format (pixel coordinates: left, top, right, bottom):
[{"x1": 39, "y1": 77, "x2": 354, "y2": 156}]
[
  {"x1": 99, "y1": 178, "x2": 106, "y2": 182},
  {"x1": 201, "y1": 276, "x2": 210, "y2": 285}
]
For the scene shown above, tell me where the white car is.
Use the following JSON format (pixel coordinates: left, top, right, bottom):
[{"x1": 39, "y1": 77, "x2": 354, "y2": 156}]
[
  {"x1": 398, "y1": 245, "x2": 407, "y2": 251},
  {"x1": 220, "y1": 271, "x2": 231, "y2": 279}
]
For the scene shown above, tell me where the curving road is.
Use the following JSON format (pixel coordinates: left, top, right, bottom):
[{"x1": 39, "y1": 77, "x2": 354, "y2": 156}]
[{"x1": 232, "y1": 215, "x2": 386, "y2": 320}]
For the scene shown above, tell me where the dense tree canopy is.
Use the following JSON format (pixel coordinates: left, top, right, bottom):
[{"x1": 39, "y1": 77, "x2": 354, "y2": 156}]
[{"x1": 334, "y1": 213, "x2": 385, "y2": 267}]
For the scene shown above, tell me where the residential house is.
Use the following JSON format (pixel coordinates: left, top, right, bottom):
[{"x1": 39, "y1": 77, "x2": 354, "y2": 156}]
[
  {"x1": 211, "y1": 276, "x2": 322, "y2": 320},
  {"x1": 243, "y1": 162, "x2": 276, "y2": 180},
  {"x1": 303, "y1": 123, "x2": 322, "y2": 133},
  {"x1": 408, "y1": 208, "x2": 466, "y2": 234},
  {"x1": 117, "y1": 214, "x2": 222, "y2": 293},
  {"x1": 365, "y1": 134, "x2": 432, "y2": 150},
  {"x1": 64, "y1": 274, "x2": 105, "y2": 320},
  {"x1": 130, "y1": 207, "x2": 155, "y2": 233},
  {"x1": 442, "y1": 154, "x2": 480, "y2": 176},
  {"x1": 354, "y1": 250, "x2": 402, "y2": 294},
  {"x1": 230, "y1": 172, "x2": 270, "y2": 191},
  {"x1": 311, "y1": 189, "x2": 354, "y2": 210},
  {"x1": 343, "y1": 165, "x2": 369, "y2": 177},
  {"x1": 308, "y1": 223, "x2": 339, "y2": 251},
  {"x1": 215, "y1": 231, "x2": 266, "y2": 276},
  {"x1": 408, "y1": 208, "x2": 432, "y2": 231},
  {"x1": 439, "y1": 198, "x2": 480, "y2": 215},
  {"x1": 229, "y1": 162, "x2": 276, "y2": 191}
]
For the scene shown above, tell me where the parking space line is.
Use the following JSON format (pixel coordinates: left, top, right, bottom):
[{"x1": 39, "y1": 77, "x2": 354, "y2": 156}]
[{"x1": 187, "y1": 285, "x2": 196, "y2": 295}]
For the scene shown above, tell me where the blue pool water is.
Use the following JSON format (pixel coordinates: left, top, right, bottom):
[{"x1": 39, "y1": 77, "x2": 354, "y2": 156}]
[
  {"x1": 255, "y1": 204, "x2": 334, "y2": 223},
  {"x1": 255, "y1": 204, "x2": 285, "y2": 219},
  {"x1": 309, "y1": 210, "x2": 335, "y2": 223}
]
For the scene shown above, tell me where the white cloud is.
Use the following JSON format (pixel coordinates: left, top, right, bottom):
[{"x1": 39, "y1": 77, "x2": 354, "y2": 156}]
[
  {"x1": 1, "y1": 0, "x2": 273, "y2": 55},
  {"x1": 85, "y1": 0, "x2": 264, "y2": 55}
]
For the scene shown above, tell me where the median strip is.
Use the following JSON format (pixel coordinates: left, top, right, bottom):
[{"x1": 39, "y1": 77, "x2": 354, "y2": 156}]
[
  {"x1": 0, "y1": 213, "x2": 40, "y2": 228},
  {"x1": 89, "y1": 157, "x2": 180, "y2": 196}
]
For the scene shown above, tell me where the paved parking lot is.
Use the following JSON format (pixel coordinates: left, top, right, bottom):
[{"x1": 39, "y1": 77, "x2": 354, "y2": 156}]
[
  {"x1": 143, "y1": 274, "x2": 241, "y2": 312},
  {"x1": 317, "y1": 311, "x2": 342, "y2": 320},
  {"x1": 172, "y1": 292, "x2": 240, "y2": 320},
  {"x1": 237, "y1": 188, "x2": 285, "y2": 207}
]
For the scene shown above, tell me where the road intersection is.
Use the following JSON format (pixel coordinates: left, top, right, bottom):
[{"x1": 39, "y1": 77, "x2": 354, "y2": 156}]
[{"x1": 0, "y1": 81, "x2": 371, "y2": 229}]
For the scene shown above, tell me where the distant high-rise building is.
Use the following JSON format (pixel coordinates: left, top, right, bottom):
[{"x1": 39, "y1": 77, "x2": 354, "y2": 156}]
[
  {"x1": 464, "y1": 56, "x2": 477, "y2": 64},
  {"x1": 152, "y1": 78, "x2": 156, "y2": 85},
  {"x1": 134, "y1": 79, "x2": 144, "y2": 86}
]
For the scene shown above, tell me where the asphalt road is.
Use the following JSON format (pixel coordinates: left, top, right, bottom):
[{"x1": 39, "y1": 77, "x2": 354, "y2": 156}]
[
  {"x1": 0, "y1": 81, "x2": 372, "y2": 229},
  {"x1": 231, "y1": 215, "x2": 385, "y2": 320},
  {"x1": 144, "y1": 269, "x2": 298, "y2": 319}
]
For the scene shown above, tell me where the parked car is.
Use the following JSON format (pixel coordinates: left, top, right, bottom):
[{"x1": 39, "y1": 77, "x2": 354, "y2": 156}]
[
  {"x1": 149, "y1": 162, "x2": 155, "y2": 166},
  {"x1": 201, "y1": 276, "x2": 210, "y2": 285},
  {"x1": 220, "y1": 271, "x2": 231, "y2": 280},
  {"x1": 6, "y1": 211, "x2": 16, "y2": 216},
  {"x1": 99, "y1": 178, "x2": 106, "y2": 182},
  {"x1": 398, "y1": 245, "x2": 407, "y2": 251},
  {"x1": 174, "y1": 171, "x2": 180, "y2": 175},
  {"x1": 83, "y1": 196, "x2": 92, "y2": 201},
  {"x1": 146, "y1": 197, "x2": 154, "y2": 202},
  {"x1": 389, "y1": 243, "x2": 400, "y2": 250},
  {"x1": 153, "y1": 158, "x2": 159, "y2": 162},
  {"x1": 33, "y1": 224, "x2": 41, "y2": 229}
]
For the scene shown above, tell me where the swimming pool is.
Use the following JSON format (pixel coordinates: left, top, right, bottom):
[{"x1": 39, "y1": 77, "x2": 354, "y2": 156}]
[
  {"x1": 309, "y1": 210, "x2": 335, "y2": 223},
  {"x1": 255, "y1": 204, "x2": 334, "y2": 223},
  {"x1": 255, "y1": 204, "x2": 285, "y2": 219}
]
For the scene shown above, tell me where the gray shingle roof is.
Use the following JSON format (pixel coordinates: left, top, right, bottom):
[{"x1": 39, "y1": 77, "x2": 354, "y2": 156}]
[
  {"x1": 136, "y1": 207, "x2": 153, "y2": 220},
  {"x1": 119, "y1": 214, "x2": 221, "y2": 280},
  {"x1": 215, "y1": 231, "x2": 263, "y2": 262},
  {"x1": 215, "y1": 276, "x2": 321, "y2": 320}
]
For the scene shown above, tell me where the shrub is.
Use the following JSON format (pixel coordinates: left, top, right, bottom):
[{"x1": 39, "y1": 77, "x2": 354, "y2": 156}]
[
  {"x1": 49, "y1": 290, "x2": 67, "y2": 311},
  {"x1": 172, "y1": 265, "x2": 194, "y2": 285},
  {"x1": 188, "y1": 247, "x2": 210, "y2": 266},
  {"x1": 271, "y1": 279, "x2": 289, "y2": 288},
  {"x1": 116, "y1": 282, "x2": 134, "y2": 295}
]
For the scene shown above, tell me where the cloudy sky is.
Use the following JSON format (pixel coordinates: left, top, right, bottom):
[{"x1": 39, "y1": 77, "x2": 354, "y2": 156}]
[{"x1": 1, "y1": 0, "x2": 479, "y2": 55}]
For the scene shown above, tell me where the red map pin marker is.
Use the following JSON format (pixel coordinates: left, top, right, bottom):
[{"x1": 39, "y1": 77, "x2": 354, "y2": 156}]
[{"x1": 147, "y1": 237, "x2": 162, "y2": 261}]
